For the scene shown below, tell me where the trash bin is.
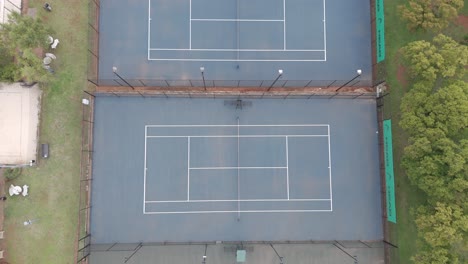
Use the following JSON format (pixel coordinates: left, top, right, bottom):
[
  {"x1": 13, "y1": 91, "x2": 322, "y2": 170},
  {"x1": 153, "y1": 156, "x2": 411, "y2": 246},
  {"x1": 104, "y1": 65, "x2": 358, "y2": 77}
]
[{"x1": 41, "y1": 143, "x2": 49, "y2": 158}]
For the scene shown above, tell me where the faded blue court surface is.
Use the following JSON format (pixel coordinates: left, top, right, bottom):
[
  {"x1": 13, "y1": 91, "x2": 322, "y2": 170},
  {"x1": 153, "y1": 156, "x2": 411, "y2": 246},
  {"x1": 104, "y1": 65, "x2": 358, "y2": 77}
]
[
  {"x1": 150, "y1": 0, "x2": 325, "y2": 61},
  {"x1": 98, "y1": 0, "x2": 372, "y2": 84},
  {"x1": 91, "y1": 97, "x2": 382, "y2": 243}
]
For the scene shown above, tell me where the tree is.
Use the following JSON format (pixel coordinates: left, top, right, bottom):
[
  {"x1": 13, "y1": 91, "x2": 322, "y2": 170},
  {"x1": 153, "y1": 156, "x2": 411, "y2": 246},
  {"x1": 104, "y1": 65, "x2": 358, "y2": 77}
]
[
  {"x1": 399, "y1": 52, "x2": 468, "y2": 262},
  {"x1": 400, "y1": 81, "x2": 468, "y2": 138},
  {"x1": 402, "y1": 134, "x2": 467, "y2": 202},
  {"x1": 402, "y1": 35, "x2": 468, "y2": 83},
  {"x1": 415, "y1": 203, "x2": 467, "y2": 248},
  {"x1": 0, "y1": 11, "x2": 51, "y2": 52},
  {"x1": 400, "y1": 81, "x2": 468, "y2": 202},
  {"x1": 400, "y1": 79, "x2": 467, "y2": 145},
  {"x1": 16, "y1": 48, "x2": 52, "y2": 83},
  {"x1": 0, "y1": 11, "x2": 53, "y2": 83},
  {"x1": 399, "y1": 0, "x2": 464, "y2": 32},
  {"x1": 0, "y1": 45, "x2": 18, "y2": 82},
  {"x1": 412, "y1": 247, "x2": 454, "y2": 264},
  {"x1": 411, "y1": 203, "x2": 468, "y2": 264}
]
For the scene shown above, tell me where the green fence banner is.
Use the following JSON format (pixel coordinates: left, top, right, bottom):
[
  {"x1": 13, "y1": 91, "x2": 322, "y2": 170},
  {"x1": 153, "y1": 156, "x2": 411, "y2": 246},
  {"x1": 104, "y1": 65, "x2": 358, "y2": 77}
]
[
  {"x1": 376, "y1": 0, "x2": 385, "y2": 62},
  {"x1": 383, "y1": 120, "x2": 396, "y2": 223}
]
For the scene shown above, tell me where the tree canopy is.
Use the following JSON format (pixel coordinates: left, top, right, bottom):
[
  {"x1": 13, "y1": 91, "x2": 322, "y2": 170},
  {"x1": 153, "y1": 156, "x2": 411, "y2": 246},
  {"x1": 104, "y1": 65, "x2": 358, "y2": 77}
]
[
  {"x1": 400, "y1": 80, "x2": 468, "y2": 138},
  {"x1": 0, "y1": 12, "x2": 53, "y2": 83},
  {"x1": 400, "y1": 33, "x2": 468, "y2": 263},
  {"x1": 399, "y1": 0, "x2": 464, "y2": 32},
  {"x1": 0, "y1": 11, "x2": 51, "y2": 51},
  {"x1": 402, "y1": 34, "x2": 468, "y2": 83}
]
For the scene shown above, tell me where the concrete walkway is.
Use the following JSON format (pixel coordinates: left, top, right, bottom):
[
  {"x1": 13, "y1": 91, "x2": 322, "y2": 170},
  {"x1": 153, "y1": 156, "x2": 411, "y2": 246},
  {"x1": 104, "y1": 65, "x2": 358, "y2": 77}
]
[{"x1": 0, "y1": 83, "x2": 41, "y2": 165}]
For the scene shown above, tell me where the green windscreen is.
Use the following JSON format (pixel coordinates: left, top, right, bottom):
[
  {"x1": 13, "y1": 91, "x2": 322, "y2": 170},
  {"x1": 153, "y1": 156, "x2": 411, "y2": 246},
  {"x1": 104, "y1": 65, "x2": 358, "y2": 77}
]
[
  {"x1": 376, "y1": 0, "x2": 385, "y2": 62},
  {"x1": 383, "y1": 120, "x2": 396, "y2": 223}
]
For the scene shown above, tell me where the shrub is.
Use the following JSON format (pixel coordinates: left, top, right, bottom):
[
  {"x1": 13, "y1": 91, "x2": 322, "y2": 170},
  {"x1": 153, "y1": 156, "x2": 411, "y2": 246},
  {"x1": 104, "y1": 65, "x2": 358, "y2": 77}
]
[{"x1": 3, "y1": 168, "x2": 22, "y2": 181}]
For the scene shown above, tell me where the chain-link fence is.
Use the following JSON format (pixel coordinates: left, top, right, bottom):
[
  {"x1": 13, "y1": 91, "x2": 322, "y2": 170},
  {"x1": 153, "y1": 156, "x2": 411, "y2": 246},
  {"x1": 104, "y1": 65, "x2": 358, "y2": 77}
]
[
  {"x1": 76, "y1": 92, "x2": 95, "y2": 263},
  {"x1": 370, "y1": 0, "x2": 386, "y2": 90},
  {"x1": 90, "y1": 78, "x2": 377, "y2": 89},
  {"x1": 92, "y1": 91, "x2": 377, "y2": 99},
  {"x1": 88, "y1": 240, "x2": 385, "y2": 264},
  {"x1": 87, "y1": 0, "x2": 100, "y2": 83},
  {"x1": 376, "y1": 92, "x2": 399, "y2": 264}
]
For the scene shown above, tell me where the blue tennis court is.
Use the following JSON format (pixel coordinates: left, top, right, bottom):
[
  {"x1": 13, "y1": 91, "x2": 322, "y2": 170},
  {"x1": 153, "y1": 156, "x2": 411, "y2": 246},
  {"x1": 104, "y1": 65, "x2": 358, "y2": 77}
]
[
  {"x1": 98, "y1": 0, "x2": 372, "y2": 84},
  {"x1": 149, "y1": 0, "x2": 326, "y2": 61},
  {"x1": 90, "y1": 97, "x2": 382, "y2": 243}
]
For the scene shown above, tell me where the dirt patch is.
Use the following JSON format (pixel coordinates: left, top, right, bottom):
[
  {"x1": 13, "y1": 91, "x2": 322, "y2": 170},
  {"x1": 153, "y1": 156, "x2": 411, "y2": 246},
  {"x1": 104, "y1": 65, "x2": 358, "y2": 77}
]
[
  {"x1": 456, "y1": 15, "x2": 468, "y2": 29},
  {"x1": 393, "y1": 50, "x2": 409, "y2": 90},
  {"x1": 397, "y1": 64, "x2": 408, "y2": 88}
]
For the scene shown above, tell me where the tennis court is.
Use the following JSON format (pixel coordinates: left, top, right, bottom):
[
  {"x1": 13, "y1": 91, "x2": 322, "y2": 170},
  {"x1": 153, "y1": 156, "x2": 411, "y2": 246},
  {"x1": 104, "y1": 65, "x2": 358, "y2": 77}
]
[
  {"x1": 149, "y1": 0, "x2": 326, "y2": 61},
  {"x1": 98, "y1": 0, "x2": 372, "y2": 83},
  {"x1": 144, "y1": 123, "x2": 332, "y2": 214},
  {"x1": 90, "y1": 97, "x2": 382, "y2": 243}
]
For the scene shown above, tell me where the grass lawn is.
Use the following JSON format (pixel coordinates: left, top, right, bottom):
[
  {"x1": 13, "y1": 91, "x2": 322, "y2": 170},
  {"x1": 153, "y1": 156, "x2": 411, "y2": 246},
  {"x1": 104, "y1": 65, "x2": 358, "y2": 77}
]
[
  {"x1": 383, "y1": 1, "x2": 467, "y2": 263},
  {"x1": 3, "y1": 0, "x2": 88, "y2": 263}
]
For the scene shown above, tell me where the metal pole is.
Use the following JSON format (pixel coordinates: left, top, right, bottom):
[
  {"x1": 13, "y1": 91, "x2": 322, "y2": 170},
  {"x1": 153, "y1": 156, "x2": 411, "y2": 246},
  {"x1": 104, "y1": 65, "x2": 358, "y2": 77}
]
[
  {"x1": 202, "y1": 244, "x2": 208, "y2": 264},
  {"x1": 333, "y1": 243, "x2": 358, "y2": 262},
  {"x1": 336, "y1": 69, "x2": 362, "y2": 92},
  {"x1": 83, "y1": 90, "x2": 95, "y2": 98},
  {"x1": 267, "y1": 69, "x2": 283, "y2": 91},
  {"x1": 112, "y1": 67, "x2": 144, "y2": 97},
  {"x1": 270, "y1": 244, "x2": 284, "y2": 264},
  {"x1": 87, "y1": 79, "x2": 99, "y2": 86},
  {"x1": 383, "y1": 240, "x2": 398, "y2": 248},
  {"x1": 112, "y1": 67, "x2": 135, "y2": 90},
  {"x1": 124, "y1": 243, "x2": 143, "y2": 263},
  {"x1": 200, "y1": 67, "x2": 206, "y2": 91}
]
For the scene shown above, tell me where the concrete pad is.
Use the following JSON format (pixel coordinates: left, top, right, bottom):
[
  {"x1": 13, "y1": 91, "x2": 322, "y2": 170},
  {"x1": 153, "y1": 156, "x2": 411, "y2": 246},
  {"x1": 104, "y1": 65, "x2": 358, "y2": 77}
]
[{"x1": 0, "y1": 83, "x2": 41, "y2": 165}]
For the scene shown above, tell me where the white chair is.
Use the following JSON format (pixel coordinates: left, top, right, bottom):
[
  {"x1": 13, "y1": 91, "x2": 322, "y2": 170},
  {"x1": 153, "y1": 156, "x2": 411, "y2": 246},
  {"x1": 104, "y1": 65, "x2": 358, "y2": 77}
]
[
  {"x1": 22, "y1": 185, "x2": 29, "y2": 196},
  {"x1": 8, "y1": 185, "x2": 21, "y2": 196},
  {"x1": 45, "y1": 53, "x2": 57, "y2": 60},
  {"x1": 51, "y1": 39, "x2": 59, "y2": 49}
]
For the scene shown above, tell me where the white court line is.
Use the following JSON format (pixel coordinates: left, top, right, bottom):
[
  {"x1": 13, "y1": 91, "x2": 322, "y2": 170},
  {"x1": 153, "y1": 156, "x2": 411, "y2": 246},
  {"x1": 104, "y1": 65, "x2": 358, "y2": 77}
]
[
  {"x1": 190, "y1": 166, "x2": 287, "y2": 170},
  {"x1": 237, "y1": 117, "x2": 240, "y2": 219},
  {"x1": 328, "y1": 124, "x2": 333, "y2": 211},
  {"x1": 286, "y1": 136, "x2": 289, "y2": 200},
  {"x1": 147, "y1": 135, "x2": 328, "y2": 138},
  {"x1": 191, "y1": 19, "x2": 284, "y2": 22},
  {"x1": 283, "y1": 0, "x2": 286, "y2": 50},
  {"x1": 146, "y1": 198, "x2": 330, "y2": 203},
  {"x1": 144, "y1": 209, "x2": 332, "y2": 214},
  {"x1": 189, "y1": 0, "x2": 192, "y2": 49},
  {"x1": 147, "y1": 0, "x2": 151, "y2": 60},
  {"x1": 148, "y1": 58, "x2": 326, "y2": 62},
  {"x1": 146, "y1": 124, "x2": 329, "y2": 127},
  {"x1": 323, "y1": 0, "x2": 327, "y2": 60},
  {"x1": 149, "y1": 48, "x2": 324, "y2": 52},
  {"x1": 143, "y1": 126, "x2": 148, "y2": 213},
  {"x1": 187, "y1": 137, "x2": 190, "y2": 201}
]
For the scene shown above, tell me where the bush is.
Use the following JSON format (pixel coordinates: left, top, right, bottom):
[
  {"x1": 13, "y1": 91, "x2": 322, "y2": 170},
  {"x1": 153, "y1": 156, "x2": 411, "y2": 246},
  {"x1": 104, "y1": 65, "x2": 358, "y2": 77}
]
[
  {"x1": 4, "y1": 168, "x2": 22, "y2": 181},
  {"x1": 462, "y1": 34, "x2": 468, "y2": 46},
  {"x1": 0, "y1": 63, "x2": 19, "y2": 82}
]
